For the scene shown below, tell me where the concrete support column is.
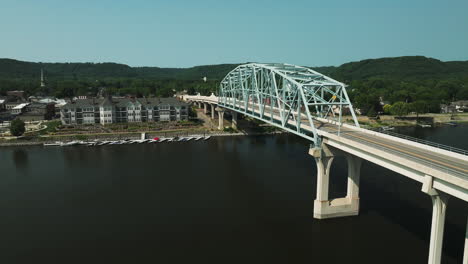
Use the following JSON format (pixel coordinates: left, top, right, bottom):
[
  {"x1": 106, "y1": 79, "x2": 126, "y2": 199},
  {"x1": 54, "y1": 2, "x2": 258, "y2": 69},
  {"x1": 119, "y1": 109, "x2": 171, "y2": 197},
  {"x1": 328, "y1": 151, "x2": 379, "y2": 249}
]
[
  {"x1": 231, "y1": 111, "x2": 238, "y2": 130},
  {"x1": 311, "y1": 145, "x2": 361, "y2": 219},
  {"x1": 346, "y1": 155, "x2": 361, "y2": 201},
  {"x1": 204, "y1": 103, "x2": 208, "y2": 114},
  {"x1": 463, "y1": 218, "x2": 468, "y2": 264},
  {"x1": 216, "y1": 107, "x2": 225, "y2": 130},
  {"x1": 422, "y1": 175, "x2": 449, "y2": 264},
  {"x1": 210, "y1": 104, "x2": 215, "y2": 119},
  {"x1": 428, "y1": 194, "x2": 448, "y2": 264},
  {"x1": 313, "y1": 148, "x2": 334, "y2": 202}
]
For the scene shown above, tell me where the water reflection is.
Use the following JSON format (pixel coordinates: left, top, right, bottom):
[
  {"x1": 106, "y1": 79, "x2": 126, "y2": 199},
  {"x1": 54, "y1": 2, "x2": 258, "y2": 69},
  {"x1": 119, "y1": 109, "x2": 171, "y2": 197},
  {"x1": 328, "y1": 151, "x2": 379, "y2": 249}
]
[
  {"x1": 0, "y1": 129, "x2": 466, "y2": 263},
  {"x1": 12, "y1": 149, "x2": 28, "y2": 170}
]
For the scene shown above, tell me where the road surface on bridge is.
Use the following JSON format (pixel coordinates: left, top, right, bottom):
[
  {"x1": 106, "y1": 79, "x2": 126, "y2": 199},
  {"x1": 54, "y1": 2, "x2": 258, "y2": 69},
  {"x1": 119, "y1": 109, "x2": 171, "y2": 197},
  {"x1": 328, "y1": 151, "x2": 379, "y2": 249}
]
[{"x1": 316, "y1": 121, "x2": 468, "y2": 178}]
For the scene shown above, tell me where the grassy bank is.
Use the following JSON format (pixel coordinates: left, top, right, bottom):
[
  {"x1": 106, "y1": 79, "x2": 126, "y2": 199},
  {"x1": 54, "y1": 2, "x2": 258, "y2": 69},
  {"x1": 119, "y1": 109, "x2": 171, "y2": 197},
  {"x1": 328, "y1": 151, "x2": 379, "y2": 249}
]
[{"x1": 342, "y1": 113, "x2": 468, "y2": 129}]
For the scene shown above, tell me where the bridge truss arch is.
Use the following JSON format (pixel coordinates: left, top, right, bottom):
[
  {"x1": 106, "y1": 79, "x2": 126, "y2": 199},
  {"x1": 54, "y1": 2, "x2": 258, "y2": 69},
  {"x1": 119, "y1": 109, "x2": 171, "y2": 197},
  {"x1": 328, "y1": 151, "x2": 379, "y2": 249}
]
[{"x1": 218, "y1": 63, "x2": 360, "y2": 146}]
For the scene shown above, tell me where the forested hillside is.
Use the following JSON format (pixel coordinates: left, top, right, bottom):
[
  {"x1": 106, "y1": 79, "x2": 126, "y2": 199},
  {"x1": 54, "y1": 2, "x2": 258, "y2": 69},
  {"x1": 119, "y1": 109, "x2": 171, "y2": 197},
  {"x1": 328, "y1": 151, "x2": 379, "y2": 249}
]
[
  {"x1": 0, "y1": 59, "x2": 238, "y2": 98},
  {"x1": 328, "y1": 56, "x2": 468, "y2": 81},
  {"x1": 323, "y1": 56, "x2": 468, "y2": 115},
  {"x1": 1, "y1": 56, "x2": 467, "y2": 115},
  {"x1": 0, "y1": 59, "x2": 238, "y2": 80}
]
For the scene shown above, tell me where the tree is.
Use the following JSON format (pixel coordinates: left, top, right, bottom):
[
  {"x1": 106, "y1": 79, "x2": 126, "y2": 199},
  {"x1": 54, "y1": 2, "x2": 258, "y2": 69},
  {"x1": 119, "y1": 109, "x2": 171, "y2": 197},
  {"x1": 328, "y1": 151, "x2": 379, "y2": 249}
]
[
  {"x1": 383, "y1": 104, "x2": 392, "y2": 114},
  {"x1": 10, "y1": 119, "x2": 25, "y2": 136},
  {"x1": 390, "y1": 101, "x2": 409, "y2": 116},
  {"x1": 409, "y1": 100, "x2": 427, "y2": 118},
  {"x1": 366, "y1": 107, "x2": 377, "y2": 117}
]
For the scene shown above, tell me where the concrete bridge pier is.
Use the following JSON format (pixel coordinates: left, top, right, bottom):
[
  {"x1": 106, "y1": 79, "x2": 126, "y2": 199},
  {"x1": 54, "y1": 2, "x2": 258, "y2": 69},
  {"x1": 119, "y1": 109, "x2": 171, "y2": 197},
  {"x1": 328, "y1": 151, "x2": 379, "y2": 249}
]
[
  {"x1": 204, "y1": 103, "x2": 208, "y2": 114},
  {"x1": 422, "y1": 176, "x2": 449, "y2": 264},
  {"x1": 216, "y1": 107, "x2": 225, "y2": 130},
  {"x1": 310, "y1": 144, "x2": 362, "y2": 219},
  {"x1": 210, "y1": 104, "x2": 215, "y2": 119},
  {"x1": 231, "y1": 111, "x2": 238, "y2": 129},
  {"x1": 463, "y1": 218, "x2": 468, "y2": 264}
]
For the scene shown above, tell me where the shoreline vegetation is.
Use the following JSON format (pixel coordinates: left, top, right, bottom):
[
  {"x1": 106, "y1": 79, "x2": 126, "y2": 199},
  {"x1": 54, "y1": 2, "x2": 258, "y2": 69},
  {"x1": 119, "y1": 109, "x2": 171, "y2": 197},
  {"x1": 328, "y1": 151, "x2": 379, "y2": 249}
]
[
  {"x1": 352, "y1": 112, "x2": 468, "y2": 129},
  {"x1": 0, "y1": 114, "x2": 285, "y2": 146},
  {"x1": 0, "y1": 113, "x2": 466, "y2": 147}
]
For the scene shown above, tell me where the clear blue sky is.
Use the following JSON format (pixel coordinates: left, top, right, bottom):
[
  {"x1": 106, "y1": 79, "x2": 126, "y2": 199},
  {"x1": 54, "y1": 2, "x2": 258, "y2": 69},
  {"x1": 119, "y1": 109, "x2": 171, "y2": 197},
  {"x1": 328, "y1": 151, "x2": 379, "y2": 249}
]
[{"x1": 1, "y1": 0, "x2": 467, "y2": 67}]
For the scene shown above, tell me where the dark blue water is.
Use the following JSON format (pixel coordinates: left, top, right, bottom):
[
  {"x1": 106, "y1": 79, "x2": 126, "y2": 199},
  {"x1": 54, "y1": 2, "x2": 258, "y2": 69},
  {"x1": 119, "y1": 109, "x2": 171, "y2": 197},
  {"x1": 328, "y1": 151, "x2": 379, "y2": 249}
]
[{"x1": 0, "y1": 124, "x2": 467, "y2": 263}]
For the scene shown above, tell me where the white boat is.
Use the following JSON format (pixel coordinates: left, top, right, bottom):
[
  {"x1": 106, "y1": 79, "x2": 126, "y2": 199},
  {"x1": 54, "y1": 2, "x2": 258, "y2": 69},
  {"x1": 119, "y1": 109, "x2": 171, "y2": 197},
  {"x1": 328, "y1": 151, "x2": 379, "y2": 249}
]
[
  {"x1": 61, "y1": 141, "x2": 80, "y2": 146},
  {"x1": 44, "y1": 141, "x2": 62, "y2": 146},
  {"x1": 194, "y1": 137, "x2": 203, "y2": 141},
  {"x1": 97, "y1": 141, "x2": 111, "y2": 146},
  {"x1": 203, "y1": 136, "x2": 211, "y2": 140},
  {"x1": 418, "y1": 124, "x2": 431, "y2": 128},
  {"x1": 381, "y1": 126, "x2": 394, "y2": 131}
]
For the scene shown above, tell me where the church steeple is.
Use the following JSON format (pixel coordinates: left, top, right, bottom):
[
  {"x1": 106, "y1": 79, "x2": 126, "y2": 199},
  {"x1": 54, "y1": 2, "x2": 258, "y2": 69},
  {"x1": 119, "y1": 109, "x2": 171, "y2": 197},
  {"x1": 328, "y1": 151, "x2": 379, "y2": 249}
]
[{"x1": 40, "y1": 69, "x2": 45, "y2": 87}]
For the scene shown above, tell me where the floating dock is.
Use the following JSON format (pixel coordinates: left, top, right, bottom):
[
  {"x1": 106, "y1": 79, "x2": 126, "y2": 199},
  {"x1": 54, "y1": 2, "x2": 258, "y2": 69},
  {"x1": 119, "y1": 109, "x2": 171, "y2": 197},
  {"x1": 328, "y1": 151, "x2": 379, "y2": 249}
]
[{"x1": 43, "y1": 136, "x2": 212, "y2": 147}]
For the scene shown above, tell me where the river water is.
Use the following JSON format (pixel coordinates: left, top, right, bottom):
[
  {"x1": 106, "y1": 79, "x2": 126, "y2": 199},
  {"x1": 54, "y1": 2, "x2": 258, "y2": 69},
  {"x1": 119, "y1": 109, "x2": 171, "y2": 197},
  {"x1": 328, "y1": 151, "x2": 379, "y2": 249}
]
[{"x1": 1, "y1": 124, "x2": 467, "y2": 263}]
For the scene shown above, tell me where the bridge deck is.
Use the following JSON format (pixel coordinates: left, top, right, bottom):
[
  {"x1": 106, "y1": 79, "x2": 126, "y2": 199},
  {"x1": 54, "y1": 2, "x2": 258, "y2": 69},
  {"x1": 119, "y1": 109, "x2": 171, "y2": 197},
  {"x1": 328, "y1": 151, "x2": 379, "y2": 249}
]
[{"x1": 317, "y1": 121, "x2": 468, "y2": 179}]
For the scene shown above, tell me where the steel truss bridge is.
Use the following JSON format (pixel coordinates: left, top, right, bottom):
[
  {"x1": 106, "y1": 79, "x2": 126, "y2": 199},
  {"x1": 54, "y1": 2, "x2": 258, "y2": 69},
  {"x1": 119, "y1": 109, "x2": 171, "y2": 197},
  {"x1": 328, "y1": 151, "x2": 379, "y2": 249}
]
[
  {"x1": 219, "y1": 63, "x2": 359, "y2": 146},
  {"x1": 181, "y1": 63, "x2": 468, "y2": 264}
]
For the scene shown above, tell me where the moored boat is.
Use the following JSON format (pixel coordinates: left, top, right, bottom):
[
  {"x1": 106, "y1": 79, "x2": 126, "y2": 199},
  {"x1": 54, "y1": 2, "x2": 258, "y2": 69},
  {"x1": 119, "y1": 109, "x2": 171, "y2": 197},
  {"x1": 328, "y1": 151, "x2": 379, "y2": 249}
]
[{"x1": 44, "y1": 141, "x2": 62, "y2": 146}]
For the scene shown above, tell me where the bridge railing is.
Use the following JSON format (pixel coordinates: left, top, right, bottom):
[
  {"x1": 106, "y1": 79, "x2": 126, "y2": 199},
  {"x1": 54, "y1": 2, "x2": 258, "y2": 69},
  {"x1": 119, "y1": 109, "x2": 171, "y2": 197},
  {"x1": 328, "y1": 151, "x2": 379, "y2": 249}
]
[
  {"x1": 372, "y1": 129, "x2": 468, "y2": 156},
  {"x1": 344, "y1": 130, "x2": 468, "y2": 178}
]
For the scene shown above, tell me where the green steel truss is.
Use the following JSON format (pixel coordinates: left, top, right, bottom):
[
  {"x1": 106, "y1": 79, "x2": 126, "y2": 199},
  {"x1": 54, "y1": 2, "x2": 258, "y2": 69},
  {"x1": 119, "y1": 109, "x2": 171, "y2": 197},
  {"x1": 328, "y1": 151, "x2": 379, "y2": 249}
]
[{"x1": 218, "y1": 63, "x2": 360, "y2": 146}]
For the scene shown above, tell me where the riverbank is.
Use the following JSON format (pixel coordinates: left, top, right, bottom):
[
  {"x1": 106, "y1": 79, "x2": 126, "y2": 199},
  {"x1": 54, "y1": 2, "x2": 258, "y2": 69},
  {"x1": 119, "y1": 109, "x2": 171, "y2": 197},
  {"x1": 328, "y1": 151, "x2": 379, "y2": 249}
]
[
  {"x1": 0, "y1": 112, "x2": 284, "y2": 147},
  {"x1": 2, "y1": 112, "x2": 466, "y2": 146},
  {"x1": 0, "y1": 129, "x2": 285, "y2": 147},
  {"x1": 343, "y1": 113, "x2": 468, "y2": 129}
]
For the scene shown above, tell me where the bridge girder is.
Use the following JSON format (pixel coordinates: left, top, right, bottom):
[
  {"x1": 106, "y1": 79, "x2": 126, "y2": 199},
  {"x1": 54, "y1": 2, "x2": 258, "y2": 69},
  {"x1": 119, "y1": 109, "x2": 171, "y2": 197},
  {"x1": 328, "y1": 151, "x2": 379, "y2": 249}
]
[{"x1": 219, "y1": 63, "x2": 360, "y2": 146}]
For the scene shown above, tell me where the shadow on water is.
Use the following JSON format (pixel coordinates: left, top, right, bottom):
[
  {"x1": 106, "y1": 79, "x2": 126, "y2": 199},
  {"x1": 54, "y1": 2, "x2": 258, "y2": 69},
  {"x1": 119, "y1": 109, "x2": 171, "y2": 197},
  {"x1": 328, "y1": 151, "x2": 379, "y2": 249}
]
[
  {"x1": 359, "y1": 162, "x2": 467, "y2": 263},
  {"x1": 12, "y1": 149, "x2": 28, "y2": 171}
]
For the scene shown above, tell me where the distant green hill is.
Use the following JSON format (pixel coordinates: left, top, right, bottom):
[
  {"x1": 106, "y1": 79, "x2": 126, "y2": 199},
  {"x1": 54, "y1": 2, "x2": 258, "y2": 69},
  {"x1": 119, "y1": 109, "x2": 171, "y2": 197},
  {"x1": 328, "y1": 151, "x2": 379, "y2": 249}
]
[
  {"x1": 312, "y1": 56, "x2": 468, "y2": 115},
  {"x1": 0, "y1": 58, "x2": 239, "y2": 80},
  {"x1": 320, "y1": 56, "x2": 468, "y2": 81},
  {"x1": 1, "y1": 56, "x2": 467, "y2": 81}
]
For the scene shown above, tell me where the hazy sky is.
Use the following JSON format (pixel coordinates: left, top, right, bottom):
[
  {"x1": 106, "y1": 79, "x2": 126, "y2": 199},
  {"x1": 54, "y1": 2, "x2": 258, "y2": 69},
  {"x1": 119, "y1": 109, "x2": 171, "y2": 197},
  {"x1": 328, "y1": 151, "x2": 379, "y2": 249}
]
[{"x1": 1, "y1": 0, "x2": 467, "y2": 67}]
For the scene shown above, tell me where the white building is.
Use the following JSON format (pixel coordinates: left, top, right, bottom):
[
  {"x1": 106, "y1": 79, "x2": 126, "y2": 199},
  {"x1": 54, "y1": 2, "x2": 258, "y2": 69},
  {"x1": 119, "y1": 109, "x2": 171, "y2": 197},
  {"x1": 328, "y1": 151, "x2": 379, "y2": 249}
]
[
  {"x1": 11, "y1": 103, "x2": 30, "y2": 115},
  {"x1": 60, "y1": 97, "x2": 189, "y2": 125}
]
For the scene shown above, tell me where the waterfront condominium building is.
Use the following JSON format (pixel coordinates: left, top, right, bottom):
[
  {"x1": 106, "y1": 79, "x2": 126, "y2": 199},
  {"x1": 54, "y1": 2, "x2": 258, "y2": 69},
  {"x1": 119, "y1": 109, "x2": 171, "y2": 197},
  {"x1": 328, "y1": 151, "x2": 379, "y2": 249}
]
[{"x1": 60, "y1": 97, "x2": 189, "y2": 125}]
